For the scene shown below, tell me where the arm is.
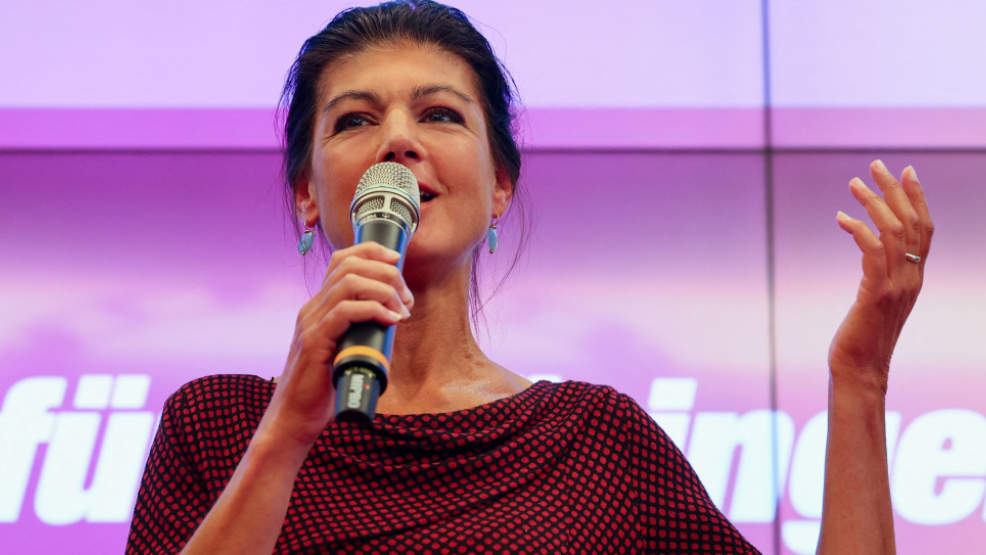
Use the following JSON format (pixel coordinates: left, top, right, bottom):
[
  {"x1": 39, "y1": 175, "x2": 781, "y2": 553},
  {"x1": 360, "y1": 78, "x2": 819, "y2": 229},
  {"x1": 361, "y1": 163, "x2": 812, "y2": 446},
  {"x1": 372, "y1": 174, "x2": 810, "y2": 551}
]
[
  {"x1": 817, "y1": 160, "x2": 934, "y2": 555},
  {"x1": 176, "y1": 423, "x2": 312, "y2": 555},
  {"x1": 126, "y1": 380, "x2": 327, "y2": 555},
  {"x1": 175, "y1": 243, "x2": 412, "y2": 555},
  {"x1": 817, "y1": 373, "x2": 894, "y2": 555},
  {"x1": 122, "y1": 243, "x2": 412, "y2": 555}
]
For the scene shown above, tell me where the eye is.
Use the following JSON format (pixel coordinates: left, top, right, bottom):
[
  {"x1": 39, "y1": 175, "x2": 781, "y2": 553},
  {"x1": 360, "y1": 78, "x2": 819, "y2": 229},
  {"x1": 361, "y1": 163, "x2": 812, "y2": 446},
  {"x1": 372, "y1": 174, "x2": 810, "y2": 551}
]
[
  {"x1": 334, "y1": 113, "x2": 373, "y2": 133},
  {"x1": 422, "y1": 107, "x2": 463, "y2": 124}
]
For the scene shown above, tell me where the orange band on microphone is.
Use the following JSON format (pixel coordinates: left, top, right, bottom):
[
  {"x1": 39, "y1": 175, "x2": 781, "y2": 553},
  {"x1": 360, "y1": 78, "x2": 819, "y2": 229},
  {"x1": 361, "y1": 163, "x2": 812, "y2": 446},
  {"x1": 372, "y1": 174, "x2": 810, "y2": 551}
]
[{"x1": 333, "y1": 346, "x2": 390, "y2": 372}]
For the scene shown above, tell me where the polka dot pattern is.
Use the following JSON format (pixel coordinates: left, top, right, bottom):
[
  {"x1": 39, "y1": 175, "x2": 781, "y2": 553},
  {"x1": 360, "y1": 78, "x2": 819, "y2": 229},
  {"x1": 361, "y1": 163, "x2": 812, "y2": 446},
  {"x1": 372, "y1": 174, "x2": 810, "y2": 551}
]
[{"x1": 126, "y1": 374, "x2": 760, "y2": 554}]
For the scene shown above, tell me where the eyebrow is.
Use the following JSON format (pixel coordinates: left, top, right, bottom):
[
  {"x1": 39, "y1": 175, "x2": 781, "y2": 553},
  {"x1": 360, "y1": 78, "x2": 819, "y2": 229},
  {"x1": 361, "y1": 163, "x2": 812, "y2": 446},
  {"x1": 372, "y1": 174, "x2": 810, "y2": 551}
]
[
  {"x1": 323, "y1": 90, "x2": 383, "y2": 115},
  {"x1": 410, "y1": 84, "x2": 474, "y2": 104},
  {"x1": 323, "y1": 84, "x2": 474, "y2": 115}
]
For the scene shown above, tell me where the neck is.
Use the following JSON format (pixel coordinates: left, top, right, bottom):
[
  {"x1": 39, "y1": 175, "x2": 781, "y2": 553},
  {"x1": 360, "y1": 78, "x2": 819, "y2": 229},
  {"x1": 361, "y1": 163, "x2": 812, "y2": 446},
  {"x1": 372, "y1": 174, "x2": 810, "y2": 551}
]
[{"x1": 375, "y1": 256, "x2": 530, "y2": 415}]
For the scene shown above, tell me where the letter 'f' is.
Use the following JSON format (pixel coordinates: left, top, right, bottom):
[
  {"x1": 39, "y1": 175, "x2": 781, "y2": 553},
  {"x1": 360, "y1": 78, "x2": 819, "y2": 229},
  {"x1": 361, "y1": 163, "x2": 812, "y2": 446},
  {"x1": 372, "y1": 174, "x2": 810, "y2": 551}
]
[{"x1": 0, "y1": 377, "x2": 66, "y2": 522}]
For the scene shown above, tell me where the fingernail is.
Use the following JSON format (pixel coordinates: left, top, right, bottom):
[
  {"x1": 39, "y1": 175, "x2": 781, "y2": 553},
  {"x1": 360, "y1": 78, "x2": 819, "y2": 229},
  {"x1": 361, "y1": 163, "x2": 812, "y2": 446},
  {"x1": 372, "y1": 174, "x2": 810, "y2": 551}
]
[
  {"x1": 400, "y1": 305, "x2": 411, "y2": 319},
  {"x1": 874, "y1": 159, "x2": 888, "y2": 173},
  {"x1": 388, "y1": 310, "x2": 403, "y2": 321},
  {"x1": 836, "y1": 210, "x2": 851, "y2": 222},
  {"x1": 907, "y1": 165, "x2": 920, "y2": 183}
]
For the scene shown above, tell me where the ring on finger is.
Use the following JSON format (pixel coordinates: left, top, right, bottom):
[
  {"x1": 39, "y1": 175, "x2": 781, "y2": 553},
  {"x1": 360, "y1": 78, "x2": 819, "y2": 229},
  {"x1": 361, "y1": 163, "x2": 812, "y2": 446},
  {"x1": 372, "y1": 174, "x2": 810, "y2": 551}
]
[{"x1": 905, "y1": 253, "x2": 921, "y2": 264}]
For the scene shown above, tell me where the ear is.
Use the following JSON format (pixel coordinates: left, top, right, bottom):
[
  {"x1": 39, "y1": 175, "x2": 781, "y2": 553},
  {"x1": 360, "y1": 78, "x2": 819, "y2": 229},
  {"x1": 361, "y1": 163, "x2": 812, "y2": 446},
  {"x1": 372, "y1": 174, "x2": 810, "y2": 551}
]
[
  {"x1": 491, "y1": 165, "x2": 513, "y2": 218},
  {"x1": 294, "y1": 174, "x2": 320, "y2": 227}
]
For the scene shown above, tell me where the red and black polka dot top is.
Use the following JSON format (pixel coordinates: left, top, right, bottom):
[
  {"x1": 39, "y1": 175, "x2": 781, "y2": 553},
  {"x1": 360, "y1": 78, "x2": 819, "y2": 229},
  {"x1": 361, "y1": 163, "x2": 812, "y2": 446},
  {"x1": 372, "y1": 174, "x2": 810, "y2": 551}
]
[{"x1": 126, "y1": 374, "x2": 760, "y2": 554}]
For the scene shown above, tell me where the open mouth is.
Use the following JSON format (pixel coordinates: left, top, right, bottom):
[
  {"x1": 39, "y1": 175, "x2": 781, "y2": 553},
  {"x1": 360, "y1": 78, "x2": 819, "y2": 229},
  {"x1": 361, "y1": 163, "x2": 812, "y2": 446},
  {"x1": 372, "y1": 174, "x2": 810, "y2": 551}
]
[{"x1": 420, "y1": 191, "x2": 436, "y2": 203}]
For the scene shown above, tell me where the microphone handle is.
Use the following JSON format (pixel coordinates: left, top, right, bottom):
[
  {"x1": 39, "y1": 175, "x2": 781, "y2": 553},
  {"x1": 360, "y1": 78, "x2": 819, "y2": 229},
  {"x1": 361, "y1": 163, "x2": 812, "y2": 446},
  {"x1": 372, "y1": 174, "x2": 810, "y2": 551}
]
[{"x1": 332, "y1": 218, "x2": 409, "y2": 425}]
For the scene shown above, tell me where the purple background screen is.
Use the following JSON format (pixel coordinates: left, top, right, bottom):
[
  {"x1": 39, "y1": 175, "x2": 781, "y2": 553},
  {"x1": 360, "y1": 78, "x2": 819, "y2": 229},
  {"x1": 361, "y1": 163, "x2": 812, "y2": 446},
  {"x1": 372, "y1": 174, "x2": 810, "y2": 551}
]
[
  {"x1": 3, "y1": 1, "x2": 986, "y2": 554},
  {"x1": 2, "y1": 150, "x2": 984, "y2": 554}
]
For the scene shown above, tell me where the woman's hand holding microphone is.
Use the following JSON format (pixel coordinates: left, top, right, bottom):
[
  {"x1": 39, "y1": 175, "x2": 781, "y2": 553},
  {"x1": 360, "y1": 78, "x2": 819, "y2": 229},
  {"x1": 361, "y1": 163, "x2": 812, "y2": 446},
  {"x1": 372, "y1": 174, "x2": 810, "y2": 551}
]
[
  {"x1": 180, "y1": 241, "x2": 413, "y2": 555},
  {"x1": 263, "y1": 241, "x2": 414, "y2": 448}
]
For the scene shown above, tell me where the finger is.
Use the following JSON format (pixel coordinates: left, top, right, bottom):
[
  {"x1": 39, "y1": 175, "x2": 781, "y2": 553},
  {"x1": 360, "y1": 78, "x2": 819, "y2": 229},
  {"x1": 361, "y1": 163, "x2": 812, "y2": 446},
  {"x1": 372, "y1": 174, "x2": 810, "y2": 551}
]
[
  {"x1": 869, "y1": 160, "x2": 922, "y2": 256},
  {"x1": 325, "y1": 256, "x2": 413, "y2": 306},
  {"x1": 849, "y1": 177, "x2": 907, "y2": 276},
  {"x1": 318, "y1": 300, "x2": 405, "y2": 344},
  {"x1": 324, "y1": 273, "x2": 410, "y2": 320},
  {"x1": 324, "y1": 242, "x2": 402, "y2": 284},
  {"x1": 300, "y1": 258, "x2": 412, "y2": 329},
  {"x1": 837, "y1": 211, "x2": 889, "y2": 284},
  {"x1": 900, "y1": 166, "x2": 935, "y2": 265}
]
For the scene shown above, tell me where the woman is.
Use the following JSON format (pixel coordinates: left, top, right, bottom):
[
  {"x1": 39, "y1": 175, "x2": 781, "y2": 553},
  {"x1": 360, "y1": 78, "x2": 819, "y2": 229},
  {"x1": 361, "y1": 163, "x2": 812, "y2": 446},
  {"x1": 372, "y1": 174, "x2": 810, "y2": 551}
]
[{"x1": 126, "y1": 2, "x2": 933, "y2": 554}]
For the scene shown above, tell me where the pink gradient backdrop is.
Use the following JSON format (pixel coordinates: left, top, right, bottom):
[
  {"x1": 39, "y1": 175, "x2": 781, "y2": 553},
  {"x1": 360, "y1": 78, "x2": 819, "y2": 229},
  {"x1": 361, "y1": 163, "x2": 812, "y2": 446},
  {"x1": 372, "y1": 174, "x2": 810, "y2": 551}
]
[
  {"x1": 0, "y1": 152, "x2": 986, "y2": 554},
  {"x1": 5, "y1": 148, "x2": 982, "y2": 554},
  {"x1": 0, "y1": 151, "x2": 774, "y2": 552},
  {"x1": 9, "y1": 107, "x2": 986, "y2": 150}
]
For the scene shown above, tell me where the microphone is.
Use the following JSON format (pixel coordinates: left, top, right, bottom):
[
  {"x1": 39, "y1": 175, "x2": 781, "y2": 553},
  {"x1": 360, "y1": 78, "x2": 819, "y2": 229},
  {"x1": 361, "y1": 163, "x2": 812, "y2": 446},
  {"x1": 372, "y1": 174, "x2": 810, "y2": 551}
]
[{"x1": 332, "y1": 162, "x2": 420, "y2": 425}]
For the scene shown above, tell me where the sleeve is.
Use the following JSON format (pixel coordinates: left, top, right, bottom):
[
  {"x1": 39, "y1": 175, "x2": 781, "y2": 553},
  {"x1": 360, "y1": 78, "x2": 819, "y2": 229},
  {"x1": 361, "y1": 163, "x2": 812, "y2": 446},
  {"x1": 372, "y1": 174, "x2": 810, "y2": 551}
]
[
  {"x1": 617, "y1": 393, "x2": 762, "y2": 555},
  {"x1": 125, "y1": 385, "x2": 214, "y2": 555}
]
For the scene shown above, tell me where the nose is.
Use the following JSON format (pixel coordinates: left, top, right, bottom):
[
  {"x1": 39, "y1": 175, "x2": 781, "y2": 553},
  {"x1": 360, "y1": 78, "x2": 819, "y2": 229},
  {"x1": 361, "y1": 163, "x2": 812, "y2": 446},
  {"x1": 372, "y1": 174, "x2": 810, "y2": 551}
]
[{"x1": 376, "y1": 110, "x2": 423, "y2": 165}]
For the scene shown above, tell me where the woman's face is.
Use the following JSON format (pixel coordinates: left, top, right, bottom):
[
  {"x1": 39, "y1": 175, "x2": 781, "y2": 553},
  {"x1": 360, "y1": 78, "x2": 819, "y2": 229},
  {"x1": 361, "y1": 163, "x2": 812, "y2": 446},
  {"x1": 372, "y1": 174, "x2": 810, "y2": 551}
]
[{"x1": 297, "y1": 43, "x2": 512, "y2": 284}]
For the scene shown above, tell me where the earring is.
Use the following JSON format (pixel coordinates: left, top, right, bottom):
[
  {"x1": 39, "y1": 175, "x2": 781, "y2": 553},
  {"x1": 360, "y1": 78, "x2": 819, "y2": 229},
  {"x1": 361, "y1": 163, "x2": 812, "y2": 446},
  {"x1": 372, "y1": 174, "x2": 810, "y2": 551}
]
[
  {"x1": 488, "y1": 213, "x2": 499, "y2": 254},
  {"x1": 298, "y1": 226, "x2": 315, "y2": 255}
]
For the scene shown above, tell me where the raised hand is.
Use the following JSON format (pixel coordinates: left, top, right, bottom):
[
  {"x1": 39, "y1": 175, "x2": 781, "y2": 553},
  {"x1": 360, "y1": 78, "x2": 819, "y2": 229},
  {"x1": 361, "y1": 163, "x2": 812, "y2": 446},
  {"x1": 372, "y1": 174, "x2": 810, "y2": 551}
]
[
  {"x1": 829, "y1": 160, "x2": 934, "y2": 391},
  {"x1": 815, "y1": 160, "x2": 933, "y2": 555}
]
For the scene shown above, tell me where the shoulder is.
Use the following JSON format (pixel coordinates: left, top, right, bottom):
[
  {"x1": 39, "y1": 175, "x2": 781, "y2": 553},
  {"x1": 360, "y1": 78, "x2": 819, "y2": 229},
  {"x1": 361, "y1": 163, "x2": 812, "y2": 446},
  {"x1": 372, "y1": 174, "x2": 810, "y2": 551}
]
[
  {"x1": 538, "y1": 380, "x2": 651, "y2": 424},
  {"x1": 542, "y1": 381, "x2": 684, "y2": 470},
  {"x1": 166, "y1": 373, "x2": 272, "y2": 408},
  {"x1": 534, "y1": 382, "x2": 761, "y2": 553},
  {"x1": 530, "y1": 379, "x2": 622, "y2": 417},
  {"x1": 162, "y1": 374, "x2": 273, "y2": 434},
  {"x1": 532, "y1": 380, "x2": 661, "y2": 442}
]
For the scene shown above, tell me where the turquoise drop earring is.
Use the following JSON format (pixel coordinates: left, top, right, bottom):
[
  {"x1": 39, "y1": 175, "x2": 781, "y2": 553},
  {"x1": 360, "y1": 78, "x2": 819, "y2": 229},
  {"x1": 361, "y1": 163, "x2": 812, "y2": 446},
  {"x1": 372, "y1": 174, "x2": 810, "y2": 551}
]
[
  {"x1": 488, "y1": 214, "x2": 499, "y2": 254},
  {"x1": 298, "y1": 227, "x2": 315, "y2": 255}
]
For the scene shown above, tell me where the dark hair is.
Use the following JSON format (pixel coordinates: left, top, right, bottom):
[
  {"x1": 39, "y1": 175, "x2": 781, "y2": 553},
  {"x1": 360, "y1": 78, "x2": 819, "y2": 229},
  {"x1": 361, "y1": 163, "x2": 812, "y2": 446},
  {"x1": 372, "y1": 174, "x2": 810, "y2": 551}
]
[{"x1": 278, "y1": 0, "x2": 530, "y2": 329}]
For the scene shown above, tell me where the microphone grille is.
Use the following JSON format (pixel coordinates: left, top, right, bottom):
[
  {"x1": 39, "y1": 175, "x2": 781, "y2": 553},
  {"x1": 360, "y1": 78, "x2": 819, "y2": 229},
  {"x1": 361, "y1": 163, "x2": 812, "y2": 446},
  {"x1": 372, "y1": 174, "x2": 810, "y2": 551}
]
[
  {"x1": 350, "y1": 162, "x2": 421, "y2": 233},
  {"x1": 354, "y1": 162, "x2": 419, "y2": 201},
  {"x1": 389, "y1": 197, "x2": 412, "y2": 223},
  {"x1": 354, "y1": 196, "x2": 385, "y2": 222}
]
